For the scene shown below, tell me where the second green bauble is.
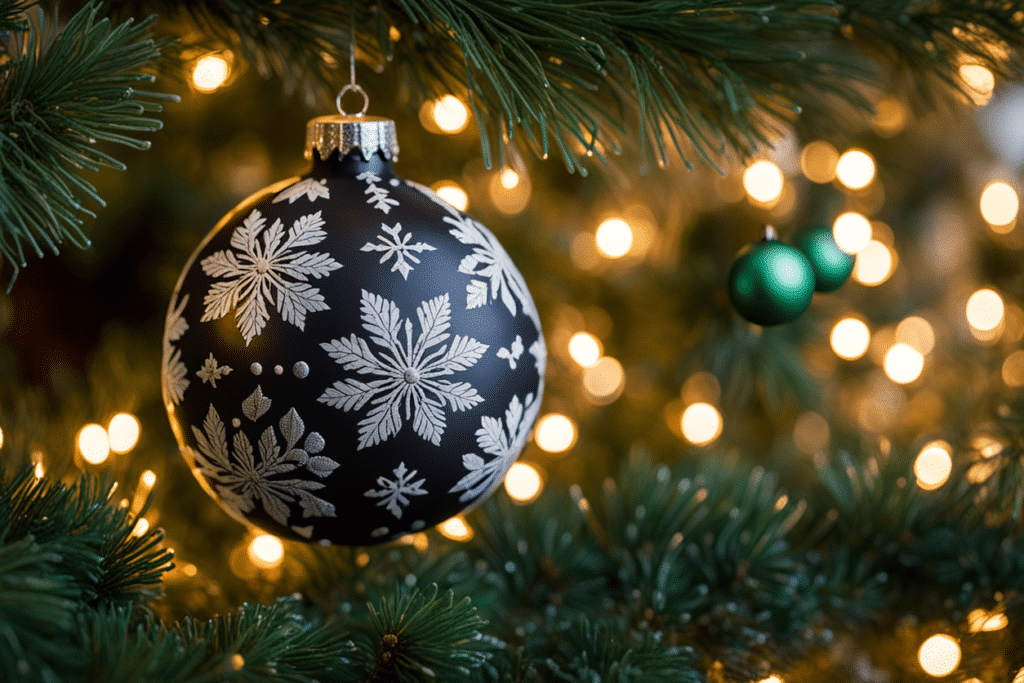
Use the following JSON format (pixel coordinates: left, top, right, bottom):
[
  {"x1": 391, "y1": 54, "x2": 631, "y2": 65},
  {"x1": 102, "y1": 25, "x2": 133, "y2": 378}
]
[{"x1": 796, "y1": 224, "x2": 855, "y2": 292}]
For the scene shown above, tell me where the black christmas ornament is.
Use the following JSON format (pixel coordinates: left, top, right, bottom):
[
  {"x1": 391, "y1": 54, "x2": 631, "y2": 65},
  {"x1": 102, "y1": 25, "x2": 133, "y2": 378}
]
[
  {"x1": 728, "y1": 226, "x2": 815, "y2": 326},
  {"x1": 795, "y1": 224, "x2": 855, "y2": 292},
  {"x1": 162, "y1": 110, "x2": 546, "y2": 546}
]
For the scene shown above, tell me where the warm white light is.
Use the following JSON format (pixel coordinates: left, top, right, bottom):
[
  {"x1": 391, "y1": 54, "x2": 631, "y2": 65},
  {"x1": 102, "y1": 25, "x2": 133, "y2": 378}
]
[
  {"x1": 960, "y1": 64, "x2": 995, "y2": 105},
  {"x1": 431, "y1": 182, "x2": 469, "y2": 212},
  {"x1": 800, "y1": 140, "x2": 839, "y2": 184},
  {"x1": 830, "y1": 318, "x2": 871, "y2": 360},
  {"x1": 248, "y1": 534, "x2": 284, "y2": 568},
  {"x1": 967, "y1": 608, "x2": 1008, "y2": 632},
  {"x1": 743, "y1": 160, "x2": 784, "y2": 203},
  {"x1": 757, "y1": 677, "x2": 784, "y2": 683},
  {"x1": 852, "y1": 240, "x2": 894, "y2": 285},
  {"x1": 915, "y1": 441, "x2": 953, "y2": 490},
  {"x1": 582, "y1": 356, "x2": 625, "y2": 402},
  {"x1": 192, "y1": 54, "x2": 230, "y2": 93},
  {"x1": 438, "y1": 516, "x2": 473, "y2": 541},
  {"x1": 681, "y1": 403, "x2": 722, "y2": 446},
  {"x1": 568, "y1": 332, "x2": 602, "y2": 367},
  {"x1": 108, "y1": 413, "x2": 140, "y2": 453},
  {"x1": 131, "y1": 518, "x2": 150, "y2": 537},
  {"x1": 0, "y1": 426, "x2": 3, "y2": 450},
  {"x1": 967, "y1": 288, "x2": 1004, "y2": 331},
  {"x1": 896, "y1": 316, "x2": 936, "y2": 355},
  {"x1": 535, "y1": 414, "x2": 577, "y2": 453},
  {"x1": 34, "y1": 461, "x2": 44, "y2": 479},
  {"x1": 78, "y1": 424, "x2": 110, "y2": 465},
  {"x1": 432, "y1": 95, "x2": 469, "y2": 133},
  {"x1": 832, "y1": 212, "x2": 872, "y2": 254},
  {"x1": 918, "y1": 634, "x2": 960, "y2": 676},
  {"x1": 140, "y1": 470, "x2": 157, "y2": 488},
  {"x1": 980, "y1": 182, "x2": 1019, "y2": 226},
  {"x1": 504, "y1": 462, "x2": 542, "y2": 502},
  {"x1": 500, "y1": 169, "x2": 520, "y2": 189},
  {"x1": 835, "y1": 149, "x2": 876, "y2": 190},
  {"x1": 595, "y1": 218, "x2": 634, "y2": 258},
  {"x1": 885, "y1": 343, "x2": 925, "y2": 384}
]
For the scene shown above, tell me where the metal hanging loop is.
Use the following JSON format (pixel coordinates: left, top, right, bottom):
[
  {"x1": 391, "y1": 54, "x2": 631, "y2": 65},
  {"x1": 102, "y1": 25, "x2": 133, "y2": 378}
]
[{"x1": 336, "y1": 83, "x2": 369, "y2": 117}]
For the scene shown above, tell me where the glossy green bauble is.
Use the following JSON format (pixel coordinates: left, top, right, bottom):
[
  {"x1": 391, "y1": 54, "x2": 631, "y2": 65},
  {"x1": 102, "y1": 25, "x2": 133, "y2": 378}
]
[
  {"x1": 795, "y1": 224, "x2": 855, "y2": 292},
  {"x1": 728, "y1": 241, "x2": 815, "y2": 326}
]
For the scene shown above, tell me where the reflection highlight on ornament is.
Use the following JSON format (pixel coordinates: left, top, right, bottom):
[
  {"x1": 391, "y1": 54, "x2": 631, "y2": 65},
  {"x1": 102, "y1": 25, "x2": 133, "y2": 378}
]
[
  {"x1": 915, "y1": 441, "x2": 953, "y2": 490},
  {"x1": 884, "y1": 343, "x2": 925, "y2": 384},
  {"x1": 582, "y1": 356, "x2": 625, "y2": 404},
  {"x1": 192, "y1": 53, "x2": 231, "y2": 93},
  {"x1": 832, "y1": 212, "x2": 872, "y2": 254},
  {"x1": 830, "y1": 318, "x2": 871, "y2": 360},
  {"x1": 438, "y1": 515, "x2": 473, "y2": 541},
  {"x1": 852, "y1": 240, "x2": 894, "y2": 285},
  {"x1": 966, "y1": 288, "x2": 1004, "y2": 332},
  {"x1": 595, "y1": 218, "x2": 633, "y2": 258},
  {"x1": 78, "y1": 424, "x2": 110, "y2": 465},
  {"x1": 980, "y1": 181, "x2": 1019, "y2": 227},
  {"x1": 432, "y1": 95, "x2": 470, "y2": 133},
  {"x1": 108, "y1": 412, "x2": 141, "y2": 454},
  {"x1": 535, "y1": 413, "x2": 577, "y2": 453},
  {"x1": 681, "y1": 403, "x2": 722, "y2": 446},
  {"x1": 742, "y1": 160, "x2": 784, "y2": 203},
  {"x1": 431, "y1": 182, "x2": 469, "y2": 212},
  {"x1": 918, "y1": 633, "x2": 960, "y2": 677},
  {"x1": 835, "y1": 149, "x2": 875, "y2": 190},
  {"x1": 800, "y1": 140, "x2": 839, "y2": 184},
  {"x1": 248, "y1": 534, "x2": 284, "y2": 569},
  {"x1": 568, "y1": 332, "x2": 602, "y2": 367},
  {"x1": 504, "y1": 462, "x2": 543, "y2": 503}
]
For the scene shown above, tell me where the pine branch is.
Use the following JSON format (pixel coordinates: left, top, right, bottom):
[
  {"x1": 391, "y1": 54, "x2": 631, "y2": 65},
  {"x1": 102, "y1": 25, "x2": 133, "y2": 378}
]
[
  {"x1": 0, "y1": 1, "x2": 176, "y2": 288},
  {"x1": 0, "y1": 0, "x2": 30, "y2": 33}
]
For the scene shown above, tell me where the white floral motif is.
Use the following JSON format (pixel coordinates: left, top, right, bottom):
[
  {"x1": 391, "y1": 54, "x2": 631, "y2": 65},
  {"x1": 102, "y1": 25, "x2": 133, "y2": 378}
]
[
  {"x1": 449, "y1": 393, "x2": 540, "y2": 504},
  {"x1": 497, "y1": 335, "x2": 524, "y2": 370},
  {"x1": 360, "y1": 222, "x2": 436, "y2": 280},
  {"x1": 200, "y1": 209, "x2": 342, "y2": 346},
  {"x1": 189, "y1": 404, "x2": 340, "y2": 527},
  {"x1": 272, "y1": 178, "x2": 329, "y2": 204},
  {"x1": 357, "y1": 171, "x2": 399, "y2": 214},
  {"x1": 364, "y1": 461, "x2": 427, "y2": 518},
  {"x1": 196, "y1": 353, "x2": 233, "y2": 387},
  {"x1": 162, "y1": 293, "x2": 190, "y2": 405},
  {"x1": 529, "y1": 337, "x2": 547, "y2": 377},
  {"x1": 318, "y1": 290, "x2": 488, "y2": 449}
]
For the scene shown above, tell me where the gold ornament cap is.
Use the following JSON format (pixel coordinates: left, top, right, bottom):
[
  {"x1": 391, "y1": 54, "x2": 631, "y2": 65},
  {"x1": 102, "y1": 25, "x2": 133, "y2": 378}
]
[{"x1": 304, "y1": 114, "x2": 399, "y2": 163}]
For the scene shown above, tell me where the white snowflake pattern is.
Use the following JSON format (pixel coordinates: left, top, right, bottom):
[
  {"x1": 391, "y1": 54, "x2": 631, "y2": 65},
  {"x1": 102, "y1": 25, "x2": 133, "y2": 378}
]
[
  {"x1": 497, "y1": 335, "x2": 524, "y2": 370},
  {"x1": 360, "y1": 222, "x2": 436, "y2": 280},
  {"x1": 272, "y1": 177, "x2": 329, "y2": 204},
  {"x1": 357, "y1": 171, "x2": 399, "y2": 214},
  {"x1": 318, "y1": 290, "x2": 488, "y2": 449},
  {"x1": 529, "y1": 337, "x2": 547, "y2": 377},
  {"x1": 196, "y1": 353, "x2": 233, "y2": 387},
  {"x1": 364, "y1": 461, "x2": 427, "y2": 518},
  {"x1": 449, "y1": 393, "x2": 540, "y2": 504},
  {"x1": 162, "y1": 293, "x2": 190, "y2": 405},
  {"x1": 200, "y1": 209, "x2": 343, "y2": 346},
  {"x1": 189, "y1": 403, "x2": 340, "y2": 527}
]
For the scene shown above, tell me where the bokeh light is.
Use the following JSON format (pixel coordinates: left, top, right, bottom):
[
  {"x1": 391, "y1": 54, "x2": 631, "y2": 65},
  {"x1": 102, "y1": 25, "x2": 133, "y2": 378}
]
[
  {"x1": 896, "y1": 316, "x2": 936, "y2": 355},
  {"x1": 966, "y1": 288, "x2": 1004, "y2": 331},
  {"x1": 500, "y1": 169, "x2": 520, "y2": 189},
  {"x1": 915, "y1": 441, "x2": 953, "y2": 490},
  {"x1": 504, "y1": 462, "x2": 543, "y2": 502},
  {"x1": 884, "y1": 343, "x2": 925, "y2": 384},
  {"x1": 830, "y1": 318, "x2": 871, "y2": 360},
  {"x1": 918, "y1": 634, "x2": 961, "y2": 677},
  {"x1": 535, "y1": 413, "x2": 577, "y2": 453},
  {"x1": 800, "y1": 140, "x2": 839, "y2": 183},
  {"x1": 489, "y1": 169, "x2": 531, "y2": 215},
  {"x1": 1003, "y1": 350, "x2": 1024, "y2": 387},
  {"x1": 582, "y1": 356, "x2": 625, "y2": 403},
  {"x1": 78, "y1": 424, "x2": 110, "y2": 465},
  {"x1": 960, "y1": 64, "x2": 995, "y2": 105},
  {"x1": 967, "y1": 608, "x2": 1008, "y2": 632},
  {"x1": 131, "y1": 518, "x2": 150, "y2": 537},
  {"x1": 871, "y1": 97, "x2": 907, "y2": 137},
  {"x1": 432, "y1": 95, "x2": 469, "y2": 133},
  {"x1": 140, "y1": 470, "x2": 157, "y2": 488},
  {"x1": 431, "y1": 182, "x2": 469, "y2": 212},
  {"x1": 248, "y1": 534, "x2": 284, "y2": 569},
  {"x1": 833, "y1": 212, "x2": 872, "y2": 254},
  {"x1": 108, "y1": 412, "x2": 140, "y2": 453},
  {"x1": 438, "y1": 515, "x2": 473, "y2": 541},
  {"x1": 681, "y1": 403, "x2": 723, "y2": 446},
  {"x1": 835, "y1": 149, "x2": 875, "y2": 190},
  {"x1": 980, "y1": 181, "x2": 1019, "y2": 226},
  {"x1": 757, "y1": 677, "x2": 783, "y2": 683},
  {"x1": 852, "y1": 240, "x2": 894, "y2": 285},
  {"x1": 0, "y1": 426, "x2": 3, "y2": 450},
  {"x1": 793, "y1": 412, "x2": 830, "y2": 455},
  {"x1": 192, "y1": 54, "x2": 230, "y2": 93},
  {"x1": 595, "y1": 218, "x2": 634, "y2": 258},
  {"x1": 568, "y1": 332, "x2": 602, "y2": 367},
  {"x1": 743, "y1": 160, "x2": 784, "y2": 203}
]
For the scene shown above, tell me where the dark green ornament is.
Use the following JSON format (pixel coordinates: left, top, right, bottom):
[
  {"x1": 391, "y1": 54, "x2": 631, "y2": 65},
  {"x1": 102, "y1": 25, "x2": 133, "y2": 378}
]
[
  {"x1": 728, "y1": 228, "x2": 815, "y2": 326},
  {"x1": 795, "y1": 224, "x2": 855, "y2": 292}
]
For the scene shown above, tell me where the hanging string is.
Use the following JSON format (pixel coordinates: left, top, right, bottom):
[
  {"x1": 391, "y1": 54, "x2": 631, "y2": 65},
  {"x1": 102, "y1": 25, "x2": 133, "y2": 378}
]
[{"x1": 336, "y1": 3, "x2": 368, "y2": 116}]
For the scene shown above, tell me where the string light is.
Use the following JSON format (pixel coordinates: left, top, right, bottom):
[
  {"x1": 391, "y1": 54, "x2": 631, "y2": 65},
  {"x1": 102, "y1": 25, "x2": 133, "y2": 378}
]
[
  {"x1": 960, "y1": 63, "x2": 995, "y2": 105},
  {"x1": 966, "y1": 288, "x2": 1004, "y2": 332},
  {"x1": 915, "y1": 441, "x2": 953, "y2": 490},
  {"x1": 967, "y1": 608, "x2": 1008, "y2": 632},
  {"x1": 504, "y1": 462, "x2": 543, "y2": 502},
  {"x1": 78, "y1": 424, "x2": 110, "y2": 465},
  {"x1": 800, "y1": 141, "x2": 839, "y2": 183},
  {"x1": 489, "y1": 169, "x2": 531, "y2": 215},
  {"x1": 534, "y1": 413, "x2": 577, "y2": 453},
  {"x1": 582, "y1": 356, "x2": 625, "y2": 403},
  {"x1": 1002, "y1": 350, "x2": 1024, "y2": 387},
  {"x1": 192, "y1": 53, "x2": 231, "y2": 93},
  {"x1": 32, "y1": 450, "x2": 44, "y2": 479},
  {"x1": 835, "y1": 149, "x2": 875, "y2": 190},
  {"x1": 742, "y1": 160, "x2": 784, "y2": 203},
  {"x1": 131, "y1": 518, "x2": 150, "y2": 537},
  {"x1": 757, "y1": 677, "x2": 783, "y2": 683},
  {"x1": 896, "y1": 316, "x2": 936, "y2": 355},
  {"x1": 680, "y1": 403, "x2": 723, "y2": 446},
  {"x1": 248, "y1": 534, "x2": 284, "y2": 569},
  {"x1": 0, "y1": 425, "x2": 3, "y2": 449},
  {"x1": 918, "y1": 634, "x2": 960, "y2": 677},
  {"x1": 431, "y1": 182, "x2": 469, "y2": 212},
  {"x1": 832, "y1": 212, "x2": 872, "y2": 254},
  {"x1": 432, "y1": 95, "x2": 469, "y2": 133},
  {"x1": 140, "y1": 470, "x2": 157, "y2": 488},
  {"x1": 108, "y1": 413, "x2": 141, "y2": 453},
  {"x1": 884, "y1": 343, "x2": 925, "y2": 384},
  {"x1": 871, "y1": 97, "x2": 907, "y2": 137},
  {"x1": 500, "y1": 169, "x2": 520, "y2": 189},
  {"x1": 852, "y1": 240, "x2": 894, "y2": 285},
  {"x1": 980, "y1": 181, "x2": 1019, "y2": 227},
  {"x1": 568, "y1": 332, "x2": 602, "y2": 367},
  {"x1": 830, "y1": 318, "x2": 871, "y2": 360},
  {"x1": 438, "y1": 516, "x2": 473, "y2": 541},
  {"x1": 595, "y1": 218, "x2": 634, "y2": 258}
]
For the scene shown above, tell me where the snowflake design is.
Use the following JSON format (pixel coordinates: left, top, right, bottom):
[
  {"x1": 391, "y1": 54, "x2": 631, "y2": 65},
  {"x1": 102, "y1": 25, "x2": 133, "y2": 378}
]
[
  {"x1": 449, "y1": 393, "x2": 540, "y2": 504},
  {"x1": 497, "y1": 335, "x2": 524, "y2": 370},
  {"x1": 357, "y1": 171, "x2": 399, "y2": 214},
  {"x1": 364, "y1": 461, "x2": 427, "y2": 518},
  {"x1": 529, "y1": 337, "x2": 547, "y2": 376},
  {"x1": 318, "y1": 290, "x2": 488, "y2": 449},
  {"x1": 360, "y1": 222, "x2": 436, "y2": 280},
  {"x1": 196, "y1": 353, "x2": 233, "y2": 387},
  {"x1": 200, "y1": 209, "x2": 343, "y2": 346},
  {"x1": 273, "y1": 177, "x2": 329, "y2": 204},
  {"x1": 162, "y1": 293, "x2": 190, "y2": 405},
  {"x1": 189, "y1": 403, "x2": 340, "y2": 527}
]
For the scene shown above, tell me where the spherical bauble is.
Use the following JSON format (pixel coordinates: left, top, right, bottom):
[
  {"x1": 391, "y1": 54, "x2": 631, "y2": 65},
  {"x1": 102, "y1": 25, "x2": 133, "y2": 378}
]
[
  {"x1": 162, "y1": 116, "x2": 546, "y2": 546},
  {"x1": 728, "y1": 239, "x2": 815, "y2": 326},
  {"x1": 795, "y1": 224, "x2": 854, "y2": 292}
]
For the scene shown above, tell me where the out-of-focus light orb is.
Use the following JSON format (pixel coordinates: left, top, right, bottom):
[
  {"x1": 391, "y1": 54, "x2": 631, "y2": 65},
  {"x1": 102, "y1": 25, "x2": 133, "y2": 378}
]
[
  {"x1": 980, "y1": 181, "x2": 1019, "y2": 226},
  {"x1": 757, "y1": 677, "x2": 783, "y2": 683},
  {"x1": 800, "y1": 140, "x2": 839, "y2": 183},
  {"x1": 897, "y1": 316, "x2": 936, "y2": 355},
  {"x1": 967, "y1": 608, "x2": 1008, "y2": 632},
  {"x1": 960, "y1": 64, "x2": 996, "y2": 105},
  {"x1": 833, "y1": 212, "x2": 872, "y2": 254},
  {"x1": 432, "y1": 182, "x2": 469, "y2": 212},
  {"x1": 595, "y1": 218, "x2": 634, "y2": 258},
  {"x1": 966, "y1": 288, "x2": 1005, "y2": 331},
  {"x1": 793, "y1": 411, "x2": 830, "y2": 455},
  {"x1": 107, "y1": 412, "x2": 141, "y2": 453},
  {"x1": 78, "y1": 424, "x2": 110, "y2": 465},
  {"x1": 885, "y1": 343, "x2": 925, "y2": 384},
  {"x1": 192, "y1": 54, "x2": 230, "y2": 93},
  {"x1": 831, "y1": 318, "x2": 871, "y2": 360},
  {"x1": 504, "y1": 462, "x2": 542, "y2": 502},
  {"x1": 582, "y1": 356, "x2": 625, "y2": 403},
  {"x1": 34, "y1": 460, "x2": 45, "y2": 479},
  {"x1": 140, "y1": 470, "x2": 157, "y2": 488},
  {"x1": 248, "y1": 534, "x2": 284, "y2": 569},
  {"x1": 1016, "y1": 668, "x2": 1024, "y2": 683},
  {"x1": 852, "y1": 240, "x2": 894, "y2": 285},
  {"x1": 918, "y1": 634, "x2": 961, "y2": 677},
  {"x1": 0, "y1": 425, "x2": 4, "y2": 449},
  {"x1": 438, "y1": 515, "x2": 473, "y2": 541},
  {"x1": 489, "y1": 171, "x2": 530, "y2": 215},
  {"x1": 871, "y1": 97, "x2": 907, "y2": 137},
  {"x1": 915, "y1": 441, "x2": 953, "y2": 490},
  {"x1": 681, "y1": 403, "x2": 723, "y2": 446},
  {"x1": 568, "y1": 332, "x2": 602, "y2": 367},
  {"x1": 1002, "y1": 350, "x2": 1024, "y2": 387},
  {"x1": 535, "y1": 413, "x2": 577, "y2": 453},
  {"x1": 835, "y1": 149, "x2": 876, "y2": 190},
  {"x1": 500, "y1": 169, "x2": 520, "y2": 189},
  {"x1": 743, "y1": 160, "x2": 784, "y2": 203},
  {"x1": 131, "y1": 518, "x2": 150, "y2": 537},
  {"x1": 432, "y1": 95, "x2": 469, "y2": 133}
]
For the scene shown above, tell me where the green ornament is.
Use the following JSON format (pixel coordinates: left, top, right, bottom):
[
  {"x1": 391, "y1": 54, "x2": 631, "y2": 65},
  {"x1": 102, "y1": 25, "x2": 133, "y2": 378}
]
[
  {"x1": 795, "y1": 224, "x2": 855, "y2": 292},
  {"x1": 728, "y1": 229, "x2": 815, "y2": 326}
]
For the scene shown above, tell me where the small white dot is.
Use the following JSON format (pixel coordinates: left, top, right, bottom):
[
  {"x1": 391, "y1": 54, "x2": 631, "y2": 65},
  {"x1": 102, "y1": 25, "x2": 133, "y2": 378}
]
[
  {"x1": 371, "y1": 526, "x2": 390, "y2": 538},
  {"x1": 250, "y1": 362, "x2": 263, "y2": 375},
  {"x1": 410, "y1": 520, "x2": 426, "y2": 531},
  {"x1": 389, "y1": 178, "x2": 400, "y2": 187},
  {"x1": 232, "y1": 418, "x2": 241, "y2": 428},
  {"x1": 318, "y1": 539, "x2": 332, "y2": 547},
  {"x1": 274, "y1": 365, "x2": 284, "y2": 375},
  {"x1": 293, "y1": 361, "x2": 310, "y2": 378}
]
